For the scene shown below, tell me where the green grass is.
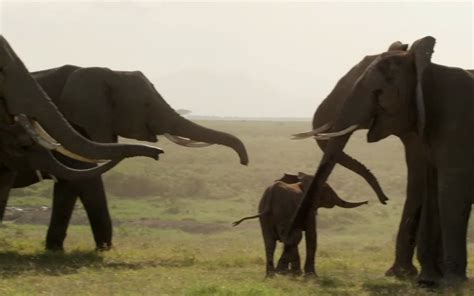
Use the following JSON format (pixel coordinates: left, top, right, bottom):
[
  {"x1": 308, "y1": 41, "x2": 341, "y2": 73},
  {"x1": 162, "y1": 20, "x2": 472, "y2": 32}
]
[{"x1": 1, "y1": 120, "x2": 474, "y2": 295}]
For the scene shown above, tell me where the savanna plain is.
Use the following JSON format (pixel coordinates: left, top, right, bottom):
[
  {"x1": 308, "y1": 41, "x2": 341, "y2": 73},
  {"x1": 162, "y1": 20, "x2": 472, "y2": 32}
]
[{"x1": 1, "y1": 120, "x2": 473, "y2": 295}]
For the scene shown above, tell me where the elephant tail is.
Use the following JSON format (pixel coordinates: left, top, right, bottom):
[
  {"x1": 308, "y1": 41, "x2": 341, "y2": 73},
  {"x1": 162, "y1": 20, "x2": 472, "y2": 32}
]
[{"x1": 232, "y1": 212, "x2": 268, "y2": 227}]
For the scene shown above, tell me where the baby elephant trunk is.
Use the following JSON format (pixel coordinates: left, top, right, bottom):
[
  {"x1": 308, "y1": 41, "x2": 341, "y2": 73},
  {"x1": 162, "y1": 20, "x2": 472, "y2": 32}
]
[{"x1": 317, "y1": 183, "x2": 368, "y2": 209}]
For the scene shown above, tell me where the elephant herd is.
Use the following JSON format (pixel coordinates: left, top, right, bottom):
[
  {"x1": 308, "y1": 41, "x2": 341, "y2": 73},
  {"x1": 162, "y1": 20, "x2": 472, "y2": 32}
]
[{"x1": 0, "y1": 35, "x2": 473, "y2": 288}]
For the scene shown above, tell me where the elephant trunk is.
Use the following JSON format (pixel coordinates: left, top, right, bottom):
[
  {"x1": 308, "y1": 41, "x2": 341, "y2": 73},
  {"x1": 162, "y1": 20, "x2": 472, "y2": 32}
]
[
  {"x1": 331, "y1": 196, "x2": 368, "y2": 209},
  {"x1": 290, "y1": 86, "x2": 374, "y2": 231},
  {"x1": 0, "y1": 36, "x2": 162, "y2": 162},
  {"x1": 27, "y1": 148, "x2": 122, "y2": 180},
  {"x1": 166, "y1": 114, "x2": 249, "y2": 165}
]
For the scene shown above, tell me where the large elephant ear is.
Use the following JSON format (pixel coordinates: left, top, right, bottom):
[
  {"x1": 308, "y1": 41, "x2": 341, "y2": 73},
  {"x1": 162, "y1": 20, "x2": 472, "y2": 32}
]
[
  {"x1": 408, "y1": 36, "x2": 436, "y2": 137},
  {"x1": 58, "y1": 67, "x2": 116, "y2": 142},
  {"x1": 387, "y1": 41, "x2": 409, "y2": 51}
]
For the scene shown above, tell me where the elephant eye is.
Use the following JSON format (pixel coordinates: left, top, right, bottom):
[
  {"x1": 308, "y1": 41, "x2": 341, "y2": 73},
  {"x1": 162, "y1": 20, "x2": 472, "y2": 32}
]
[{"x1": 374, "y1": 89, "x2": 388, "y2": 112}]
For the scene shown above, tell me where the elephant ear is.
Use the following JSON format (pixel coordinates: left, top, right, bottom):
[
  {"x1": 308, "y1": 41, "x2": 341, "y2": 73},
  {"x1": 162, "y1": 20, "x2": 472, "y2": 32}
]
[
  {"x1": 408, "y1": 36, "x2": 436, "y2": 137},
  {"x1": 57, "y1": 67, "x2": 116, "y2": 142},
  {"x1": 387, "y1": 41, "x2": 409, "y2": 51},
  {"x1": 276, "y1": 172, "x2": 299, "y2": 184}
]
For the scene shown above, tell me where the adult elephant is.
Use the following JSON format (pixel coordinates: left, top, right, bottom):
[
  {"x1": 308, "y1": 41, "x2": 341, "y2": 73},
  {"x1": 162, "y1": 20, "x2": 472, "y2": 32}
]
[
  {"x1": 4, "y1": 64, "x2": 249, "y2": 250},
  {"x1": 292, "y1": 36, "x2": 474, "y2": 286},
  {"x1": 0, "y1": 35, "x2": 162, "y2": 196},
  {"x1": 292, "y1": 41, "x2": 423, "y2": 278}
]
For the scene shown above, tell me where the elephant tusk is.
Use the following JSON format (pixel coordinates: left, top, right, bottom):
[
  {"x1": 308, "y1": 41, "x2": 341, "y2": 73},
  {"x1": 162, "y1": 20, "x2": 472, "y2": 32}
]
[
  {"x1": 15, "y1": 115, "x2": 61, "y2": 150},
  {"x1": 15, "y1": 115, "x2": 106, "y2": 164},
  {"x1": 291, "y1": 123, "x2": 331, "y2": 140},
  {"x1": 314, "y1": 125, "x2": 359, "y2": 140},
  {"x1": 164, "y1": 133, "x2": 213, "y2": 148},
  {"x1": 32, "y1": 120, "x2": 107, "y2": 163}
]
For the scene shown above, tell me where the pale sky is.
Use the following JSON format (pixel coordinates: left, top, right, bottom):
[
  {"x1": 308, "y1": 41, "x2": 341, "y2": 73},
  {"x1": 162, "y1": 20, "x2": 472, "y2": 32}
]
[{"x1": 1, "y1": 1, "x2": 473, "y2": 118}]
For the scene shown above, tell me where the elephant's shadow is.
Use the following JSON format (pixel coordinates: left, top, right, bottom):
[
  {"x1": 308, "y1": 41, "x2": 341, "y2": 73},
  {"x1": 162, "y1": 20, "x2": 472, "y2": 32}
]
[{"x1": 0, "y1": 250, "x2": 148, "y2": 278}]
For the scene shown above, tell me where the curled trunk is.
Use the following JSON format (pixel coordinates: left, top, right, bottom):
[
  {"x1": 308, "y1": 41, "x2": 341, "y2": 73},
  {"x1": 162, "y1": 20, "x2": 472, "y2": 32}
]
[{"x1": 167, "y1": 114, "x2": 249, "y2": 165}]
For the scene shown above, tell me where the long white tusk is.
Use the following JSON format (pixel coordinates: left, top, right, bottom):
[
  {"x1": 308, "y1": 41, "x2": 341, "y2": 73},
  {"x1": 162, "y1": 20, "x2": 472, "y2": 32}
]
[
  {"x1": 17, "y1": 116, "x2": 104, "y2": 163},
  {"x1": 291, "y1": 123, "x2": 331, "y2": 140},
  {"x1": 314, "y1": 124, "x2": 359, "y2": 140},
  {"x1": 164, "y1": 133, "x2": 213, "y2": 148},
  {"x1": 31, "y1": 121, "x2": 106, "y2": 163},
  {"x1": 15, "y1": 115, "x2": 61, "y2": 150}
]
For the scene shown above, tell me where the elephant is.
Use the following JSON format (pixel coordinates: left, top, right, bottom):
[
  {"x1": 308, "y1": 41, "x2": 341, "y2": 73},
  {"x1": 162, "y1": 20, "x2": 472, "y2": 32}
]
[
  {"x1": 291, "y1": 36, "x2": 474, "y2": 286},
  {"x1": 0, "y1": 35, "x2": 162, "y2": 187},
  {"x1": 233, "y1": 172, "x2": 367, "y2": 277},
  {"x1": 292, "y1": 41, "x2": 424, "y2": 278},
  {"x1": 1, "y1": 64, "x2": 249, "y2": 250}
]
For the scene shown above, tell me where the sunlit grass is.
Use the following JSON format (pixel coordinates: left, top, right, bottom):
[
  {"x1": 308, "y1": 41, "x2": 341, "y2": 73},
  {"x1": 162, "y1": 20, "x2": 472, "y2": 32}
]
[{"x1": 2, "y1": 120, "x2": 474, "y2": 295}]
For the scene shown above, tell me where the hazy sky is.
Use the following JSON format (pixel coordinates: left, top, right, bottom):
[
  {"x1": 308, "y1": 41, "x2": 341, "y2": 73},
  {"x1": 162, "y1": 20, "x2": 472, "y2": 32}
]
[{"x1": 1, "y1": 1, "x2": 473, "y2": 118}]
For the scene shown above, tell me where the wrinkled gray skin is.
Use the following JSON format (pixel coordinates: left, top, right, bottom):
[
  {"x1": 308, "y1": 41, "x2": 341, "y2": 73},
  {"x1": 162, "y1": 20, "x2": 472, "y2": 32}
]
[
  {"x1": 292, "y1": 36, "x2": 474, "y2": 287},
  {"x1": 2, "y1": 65, "x2": 248, "y2": 251},
  {"x1": 0, "y1": 35, "x2": 162, "y2": 218},
  {"x1": 308, "y1": 41, "x2": 422, "y2": 279},
  {"x1": 233, "y1": 172, "x2": 367, "y2": 277}
]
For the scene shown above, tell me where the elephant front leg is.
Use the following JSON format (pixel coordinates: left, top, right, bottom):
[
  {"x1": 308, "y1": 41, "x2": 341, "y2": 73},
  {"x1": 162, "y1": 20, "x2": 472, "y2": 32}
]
[
  {"x1": 46, "y1": 181, "x2": 78, "y2": 251},
  {"x1": 276, "y1": 245, "x2": 291, "y2": 274},
  {"x1": 289, "y1": 245, "x2": 302, "y2": 276},
  {"x1": 303, "y1": 215, "x2": 317, "y2": 277},
  {"x1": 78, "y1": 177, "x2": 112, "y2": 251},
  {"x1": 387, "y1": 136, "x2": 426, "y2": 278},
  {"x1": 386, "y1": 177, "x2": 422, "y2": 278},
  {"x1": 0, "y1": 168, "x2": 16, "y2": 222},
  {"x1": 417, "y1": 166, "x2": 443, "y2": 286},
  {"x1": 437, "y1": 169, "x2": 472, "y2": 284}
]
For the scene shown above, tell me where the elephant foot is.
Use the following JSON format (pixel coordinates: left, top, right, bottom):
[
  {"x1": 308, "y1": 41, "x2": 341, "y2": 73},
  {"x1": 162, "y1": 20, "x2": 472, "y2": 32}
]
[
  {"x1": 265, "y1": 271, "x2": 275, "y2": 278},
  {"x1": 95, "y1": 242, "x2": 112, "y2": 252},
  {"x1": 45, "y1": 242, "x2": 65, "y2": 252},
  {"x1": 275, "y1": 270, "x2": 289, "y2": 275},
  {"x1": 385, "y1": 263, "x2": 418, "y2": 279},
  {"x1": 290, "y1": 269, "x2": 302, "y2": 277},
  {"x1": 304, "y1": 271, "x2": 318, "y2": 279},
  {"x1": 441, "y1": 273, "x2": 468, "y2": 288},
  {"x1": 417, "y1": 268, "x2": 442, "y2": 288}
]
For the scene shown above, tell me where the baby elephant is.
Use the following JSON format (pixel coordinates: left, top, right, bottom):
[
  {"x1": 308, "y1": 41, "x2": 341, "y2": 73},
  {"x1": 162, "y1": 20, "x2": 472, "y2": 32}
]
[{"x1": 233, "y1": 172, "x2": 367, "y2": 277}]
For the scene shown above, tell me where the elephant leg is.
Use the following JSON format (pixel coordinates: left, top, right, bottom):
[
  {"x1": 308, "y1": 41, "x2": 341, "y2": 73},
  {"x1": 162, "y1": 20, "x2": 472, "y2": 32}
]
[
  {"x1": 78, "y1": 177, "x2": 112, "y2": 251},
  {"x1": 304, "y1": 215, "x2": 317, "y2": 277},
  {"x1": 260, "y1": 219, "x2": 276, "y2": 277},
  {"x1": 437, "y1": 169, "x2": 471, "y2": 284},
  {"x1": 46, "y1": 181, "x2": 78, "y2": 251},
  {"x1": 289, "y1": 245, "x2": 302, "y2": 276},
  {"x1": 386, "y1": 188, "x2": 422, "y2": 278},
  {"x1": 0, "y1": 169, "x2": 16, "y2": 222},
  {"x1": 276, "y1": 245, "x2": 291, "y2": 274},
  {"x1": 387, "y1": 135, "x2": 427, "y2": 278},
  {"x1": 417, "y1": 166, "x2": 443, "y2": 286}
]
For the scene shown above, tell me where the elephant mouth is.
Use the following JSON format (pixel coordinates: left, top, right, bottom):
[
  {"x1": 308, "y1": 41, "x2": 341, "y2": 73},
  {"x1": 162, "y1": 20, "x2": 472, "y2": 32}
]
[
  {"x1": 15, "y1": 114, "x2": 107, "y2": 164},
  {"x1": 163, "y1": 134, "x2": 213, "y2": 148}
]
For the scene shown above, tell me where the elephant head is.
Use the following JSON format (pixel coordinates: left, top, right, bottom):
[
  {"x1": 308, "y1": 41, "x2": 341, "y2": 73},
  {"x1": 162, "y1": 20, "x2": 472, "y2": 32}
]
[
  {"x1": 53, "y1": 67, "x2": 248, "y2": 165},
  {"x1": 296, "y1": 172, "x2": 367, "y2": 209},
  {"x1": 0, "y1": 35, "x2": 163, "y2": 179},
  {"x1": 291, "y1": 36, "x2": 435, "y2": 229}
]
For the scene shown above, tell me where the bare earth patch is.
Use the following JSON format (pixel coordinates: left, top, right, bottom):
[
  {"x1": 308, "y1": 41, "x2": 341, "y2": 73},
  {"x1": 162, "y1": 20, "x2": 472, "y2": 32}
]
[
  {"x1": 124, "y1": 218, "x2": 229, "y2": 234},
  {"x1": 4, "y1": 207, "x2": 228, "y2": 234}
]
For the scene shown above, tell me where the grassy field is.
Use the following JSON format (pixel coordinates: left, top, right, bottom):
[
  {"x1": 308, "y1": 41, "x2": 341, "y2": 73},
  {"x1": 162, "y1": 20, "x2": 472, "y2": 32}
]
[{"x1": 1, "y1": 120, "x2": 473, "y2": 295}]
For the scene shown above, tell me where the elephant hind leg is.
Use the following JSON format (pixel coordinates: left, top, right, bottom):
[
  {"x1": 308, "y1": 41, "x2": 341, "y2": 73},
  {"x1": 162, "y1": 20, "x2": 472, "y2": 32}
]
[{"x1": 260, "y1": 219, "x2": 276, "y2": 277}]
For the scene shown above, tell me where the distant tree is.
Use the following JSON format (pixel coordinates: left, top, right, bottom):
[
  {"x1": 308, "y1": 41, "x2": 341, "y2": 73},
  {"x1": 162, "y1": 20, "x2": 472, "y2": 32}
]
[{"x1": 176, "y1": 109, "x2": 192, "y2": 115}]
